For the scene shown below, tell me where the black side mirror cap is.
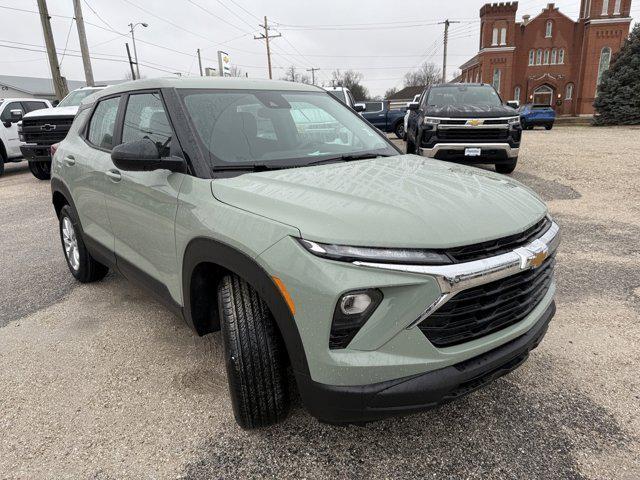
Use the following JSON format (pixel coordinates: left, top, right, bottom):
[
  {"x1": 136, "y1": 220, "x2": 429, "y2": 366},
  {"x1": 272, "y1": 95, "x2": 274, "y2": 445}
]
[
  {"x1": 111, "y1": 138, "x2": 186, "y2": 173},
  {"x1": 408, "y1": 102, "x2": 420, "y2": 111},
  {"x1": 353, "y1": 103, "x2": 366, "y2": 112},
  {"x1": 506, "y1": 100, "x2": 519, "y2": 109}
]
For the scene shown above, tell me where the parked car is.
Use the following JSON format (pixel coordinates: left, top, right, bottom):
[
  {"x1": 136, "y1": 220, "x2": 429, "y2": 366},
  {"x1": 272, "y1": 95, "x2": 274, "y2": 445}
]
[
  {"x1": 323, "y1": 86, "x2": 365, "y2": 111},
  {"x1": 51, "y1": 77, "x2": 559, "y2": 428},
  {"x1": 406, "y1": 83, "x2": 522, "y2": 174},
  {"x1": 0, "y1": 97, "x2": 52, "y2": 176},
  {"x1": 361, "y1": 100, "x2": 407, "y2": 139},
  {"x1": 519, "y1": 104, "x2": 556, "y2": 130},
  {"x1": 19, "y1": 86, "x2": 107, "y2": 179}
]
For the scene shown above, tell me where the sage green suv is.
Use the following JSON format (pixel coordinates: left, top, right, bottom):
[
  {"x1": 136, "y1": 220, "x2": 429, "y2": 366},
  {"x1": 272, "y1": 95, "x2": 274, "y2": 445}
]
[{"x1": 51, "y1": 78, "x2": 560, "y2": 428}]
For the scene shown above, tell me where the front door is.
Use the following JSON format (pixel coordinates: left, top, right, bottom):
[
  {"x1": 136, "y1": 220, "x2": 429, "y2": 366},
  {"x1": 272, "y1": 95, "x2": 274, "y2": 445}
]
[
  {"x1": 361, "y1": 101, "x2": 385, "y2": 128},
  {"x1": 104, "y1": 91, "x2": 184, "y2": 303},
  {"x1": 1, "y1": 101, "x2": 25, "y2": 158},
  {"x1": 533, "y1": 86, "x2": 554, "y2": 106}
]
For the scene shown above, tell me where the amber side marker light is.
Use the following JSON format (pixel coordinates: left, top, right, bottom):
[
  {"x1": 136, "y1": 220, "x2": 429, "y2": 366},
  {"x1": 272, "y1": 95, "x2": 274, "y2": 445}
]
[{"x1": 272, "y1": 276, "x2": 296, "y2": 315}]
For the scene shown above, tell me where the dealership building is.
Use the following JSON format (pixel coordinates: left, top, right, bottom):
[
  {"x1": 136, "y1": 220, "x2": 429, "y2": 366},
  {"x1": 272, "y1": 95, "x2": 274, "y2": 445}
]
[{"x1": 457, "y1": 1, "x2": 634, "y2": 115}]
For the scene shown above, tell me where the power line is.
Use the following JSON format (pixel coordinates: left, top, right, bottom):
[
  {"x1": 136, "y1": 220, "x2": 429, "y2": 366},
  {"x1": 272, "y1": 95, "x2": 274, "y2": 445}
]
[
  {"x1": 184, "y1": 0, "x2": 252, "y2": 34},
  {"x1": 82, "y1": 0, "x2": 121, "y2": 33},
  {"x1": 58, "y1": 17, "x2": 76, "y2": 66}
]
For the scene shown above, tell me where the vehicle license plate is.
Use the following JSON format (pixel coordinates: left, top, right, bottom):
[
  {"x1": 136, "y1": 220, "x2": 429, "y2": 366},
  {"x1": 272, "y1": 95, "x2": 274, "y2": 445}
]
[{"x1": 465, "y1": 148, "x2": 482, "y2": 156}]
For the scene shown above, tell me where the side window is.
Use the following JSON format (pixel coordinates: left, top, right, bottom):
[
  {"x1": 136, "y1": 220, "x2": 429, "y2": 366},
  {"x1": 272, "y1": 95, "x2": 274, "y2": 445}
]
[
  {"x1": 87, "y1": 97, "x2": 120, "y2": 150},
  {"x1": 1, "y1": 101, "x2": 24, "y2": 122},
  {"x1": 23, "y1": 101, "x2": 48, "y2": 113},
  {"x1": 346, "y1": 90, "x2": 356, "y2": 107},
  {"x1": 122, "y1": 92, "x2": 172, "y2": 158},
  {"x1": 365, "y1": 102, "x2": 383, "y2": 112}
]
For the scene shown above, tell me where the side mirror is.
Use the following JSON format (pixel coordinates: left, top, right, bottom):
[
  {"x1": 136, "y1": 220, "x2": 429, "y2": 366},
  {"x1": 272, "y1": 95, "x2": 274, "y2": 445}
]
[
  {"x1": 111, "y1": 138, "x2": 185, "y2": 173},
  {"x1": 52, "y1": 100, "x2": 60, "y2": 107},
  {"x1": 506, "y1": 100, "x2": 519, "y2": 109},
  {"x1": 353, "y1": 103, "x2": 366, "y2": 112},
  {"x1": 10, "y1": 109, "x2": 23, "y2": 122},
  {"x1": 408, "y1": 102, "x2": 420, "y2": 111}
]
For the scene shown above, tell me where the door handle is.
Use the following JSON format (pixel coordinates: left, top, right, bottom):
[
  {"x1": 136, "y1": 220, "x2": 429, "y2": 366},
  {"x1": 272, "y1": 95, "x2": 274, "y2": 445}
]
[
  {"x1": 63, "y1": 155, "x2": 75, "y2": 166},
  {"x1": 105, "y1": 169, "x2": 122, "y2": 182}
]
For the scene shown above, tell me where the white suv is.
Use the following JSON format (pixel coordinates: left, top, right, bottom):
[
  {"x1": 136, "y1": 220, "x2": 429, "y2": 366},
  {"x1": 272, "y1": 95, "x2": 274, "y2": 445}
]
[{"x1": 0, "y1": 97, "x2": 52, "y2": 175}]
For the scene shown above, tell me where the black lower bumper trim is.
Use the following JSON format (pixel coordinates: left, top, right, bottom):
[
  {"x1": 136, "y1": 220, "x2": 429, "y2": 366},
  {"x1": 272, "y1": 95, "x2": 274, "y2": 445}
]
[
  {"x1": 20, "y1": 145, "x2": 52, "y2": 162},
  {"x1": 296, "y1": 301, "x2": 555, "y2": 424}
]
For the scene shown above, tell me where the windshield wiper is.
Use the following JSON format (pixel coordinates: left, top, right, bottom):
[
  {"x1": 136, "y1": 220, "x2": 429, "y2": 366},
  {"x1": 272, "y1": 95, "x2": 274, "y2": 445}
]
[{"x1": 212, "y1": 162, "x2": 286, "y2": 172}]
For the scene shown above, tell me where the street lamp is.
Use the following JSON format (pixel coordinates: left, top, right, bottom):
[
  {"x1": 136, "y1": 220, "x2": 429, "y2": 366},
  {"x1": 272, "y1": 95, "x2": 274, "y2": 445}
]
[{"x1": 128, "y1": 22, "x2": 148, "y2": 80}]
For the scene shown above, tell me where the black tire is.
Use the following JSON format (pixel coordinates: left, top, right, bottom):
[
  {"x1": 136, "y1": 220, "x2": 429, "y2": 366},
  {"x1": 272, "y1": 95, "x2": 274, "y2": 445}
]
[
  {"x1": 59, "y1": 204, "x2": 109, "y2": 283},
  {"x1": 218, "y1": 273, "x2": 290, "y2": 429},
  {"x1": 29, "y1": 161, "x2": 51, "y2": 180},
  {"x1": 545, "y1": 123, "x2": 553, "y2": 130},
  {"x1": 0, "y1": 153, "x2": 4, "y2": 176},
  {"x1": 496, "y1": 158, "x2": 518, "y2": 174},
  {"x1": 394, "y1": 122, "x2": 405, "y2": 139}
]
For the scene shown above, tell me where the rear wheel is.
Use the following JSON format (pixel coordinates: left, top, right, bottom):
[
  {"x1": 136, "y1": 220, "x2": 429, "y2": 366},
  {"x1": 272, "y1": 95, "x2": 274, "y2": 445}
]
[
  {"x1": 394, "y1": 122, "x2": 405, "y2": 139},
  {"x1": 545, "y1": 123, "x2": 553, "y2": 130},
  {"x1": 59, "y1": 205, "x2": 109, "y2": 282},
  {"x1": 406, "y1": 137, "x2": 417, "y2": 154},
  {"x1": 496, "y1": 158, "x2": 517, "y2": 174},
  {"x1": 28, "y1": 161, "x2": 51, "y2": 180},
  {"x1": 218, "y1": 273, "x2": 290, "y2": 429},
  {"x1": 0, "y1": 152, "x2": 5, "y2": 176}
]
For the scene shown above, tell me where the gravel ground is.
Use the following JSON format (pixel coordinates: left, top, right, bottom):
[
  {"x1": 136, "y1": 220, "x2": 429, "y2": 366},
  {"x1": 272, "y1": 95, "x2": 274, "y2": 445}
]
[{"x1": 1, "y1": 127, "x2": 639, "y2": 479}]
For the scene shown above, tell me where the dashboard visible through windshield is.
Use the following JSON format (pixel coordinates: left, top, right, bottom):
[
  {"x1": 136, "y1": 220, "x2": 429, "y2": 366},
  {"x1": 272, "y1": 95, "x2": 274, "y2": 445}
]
[{"x1": 180, "y1": 89, "x2": 396, "y2": 170}]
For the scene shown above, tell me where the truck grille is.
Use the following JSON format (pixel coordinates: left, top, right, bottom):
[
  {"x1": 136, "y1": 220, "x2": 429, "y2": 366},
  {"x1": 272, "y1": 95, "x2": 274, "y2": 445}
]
[
  {"x1": 21, "y1": 117, "x2": 73, "y2": 145},
  {"x1": 446, "y1": 217, "x2": 551, "y2": 263},
  {"x1": 437, "y1": 128, "x2": 509, "y2": 140},
  {"x1": 419, "y1": 255, "x2": 555, "y2": 348}
]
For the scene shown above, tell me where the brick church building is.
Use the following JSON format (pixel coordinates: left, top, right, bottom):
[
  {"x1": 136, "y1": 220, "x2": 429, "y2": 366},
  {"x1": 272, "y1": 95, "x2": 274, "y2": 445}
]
[{"x1": 457, "y1": 1, "x2": 634, "y2": 115}]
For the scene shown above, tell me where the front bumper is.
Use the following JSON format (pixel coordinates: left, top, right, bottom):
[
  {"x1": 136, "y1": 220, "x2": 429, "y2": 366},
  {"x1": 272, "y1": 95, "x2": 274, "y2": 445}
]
[
  {"x1": 20, "y1": 144, "x2": 51, "y2": 162},
  {"x1": 296, "y1": 300, "x2": 555, "y2": 423},
  {"x1": 419, "y1": 143, "x2": 519, "y2": 160}
]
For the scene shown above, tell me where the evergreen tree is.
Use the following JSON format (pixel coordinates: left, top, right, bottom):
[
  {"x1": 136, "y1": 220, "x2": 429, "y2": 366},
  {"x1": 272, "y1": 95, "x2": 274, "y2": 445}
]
[{"x1": 593, "y1": 24, "x2": 640, "y2": 125}]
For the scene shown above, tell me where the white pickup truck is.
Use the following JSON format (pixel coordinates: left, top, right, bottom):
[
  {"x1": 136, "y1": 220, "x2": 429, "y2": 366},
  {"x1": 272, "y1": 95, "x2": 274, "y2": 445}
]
[{"x1": 0, "y1": 97, "x2": 52, "y2": 176}]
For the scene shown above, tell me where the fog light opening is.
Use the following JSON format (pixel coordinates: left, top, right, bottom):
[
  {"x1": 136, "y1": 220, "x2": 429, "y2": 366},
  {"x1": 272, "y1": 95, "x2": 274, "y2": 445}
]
[{"x1": 339, "y1": 292, "x2": 373, "y2": 315}]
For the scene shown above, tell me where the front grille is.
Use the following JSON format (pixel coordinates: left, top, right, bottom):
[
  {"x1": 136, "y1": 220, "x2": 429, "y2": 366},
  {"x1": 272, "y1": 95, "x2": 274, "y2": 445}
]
[
  {"x1": 445, "y1": 217, "x2": 551, "y2": 263},
  {"x1": 419, "y1": 255, "x2": 555, "y2": 348},
  {"x1": 438, "y1": 128, "x2": 509, "y2": 140},
  {"x1": 21, "y1": 117, "x2": 73, "y2": 145}
]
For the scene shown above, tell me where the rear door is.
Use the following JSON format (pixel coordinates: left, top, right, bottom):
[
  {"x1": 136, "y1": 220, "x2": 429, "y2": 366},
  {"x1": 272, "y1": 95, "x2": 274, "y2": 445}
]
[
  {"x1": 1, "y1": 101, "x2": 25, "y2": 157},
  {"x1": 71, "y1": 95, "x2": 122, "y2": 260},
  {"x1": 103, "y1": 90, "x2": 185, "y2": 300},
  {"x1": 361, "y1": 101, "x2": 386, "y2": 128}
]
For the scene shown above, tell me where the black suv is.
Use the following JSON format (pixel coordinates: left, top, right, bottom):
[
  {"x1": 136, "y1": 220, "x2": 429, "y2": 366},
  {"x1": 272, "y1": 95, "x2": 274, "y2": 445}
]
[{"x1": 405, "y1": 83, "x2": 522, "y2": 174}]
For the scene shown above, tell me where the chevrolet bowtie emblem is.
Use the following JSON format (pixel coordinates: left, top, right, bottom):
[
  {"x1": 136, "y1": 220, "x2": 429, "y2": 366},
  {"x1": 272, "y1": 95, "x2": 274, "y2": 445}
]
[
  {"x1": 530, "y1": 250, "x2": 547, "y2": 268},
  {"x1": 467, "y1": 119, "x2": 483, "y2": 126}
]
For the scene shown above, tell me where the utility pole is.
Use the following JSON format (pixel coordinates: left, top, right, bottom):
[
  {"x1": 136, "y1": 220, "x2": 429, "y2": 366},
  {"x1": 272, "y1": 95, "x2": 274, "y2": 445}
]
[
  {"x1": 72, "y1": 0, "x2": 94, "y2": 86},
  {"x1": 306, "y1": 67, "x2": 320, "y2": 85},
  {"x1": 125, "y1": 43, "x2": 136, "y2": 80},
  {"x1": 197, "y1": 48, "x2": 203, "y2": 76},
  {"x1": 439, "y1": 19, "x2": 460, "y2": 83},
  {"x1": 36, "y1": 0, "x2": 68, "y2": 100},
  {"x1": 254, "y1": 16, "x2": 281, "y2": 79}
]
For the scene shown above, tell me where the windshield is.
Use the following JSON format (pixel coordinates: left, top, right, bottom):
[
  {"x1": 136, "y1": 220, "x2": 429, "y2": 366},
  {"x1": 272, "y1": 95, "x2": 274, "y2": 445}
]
[
  {"x1": 57, "y1": 88, "x2": 101, "y2": 107},
  {"x1": 180, "y1": 89, "x2": 396, "y2": 169},
  {"x1": 327, "y1": 89, "x2": 346, "y2": 102},
  {"x1": 427, "y1": 85, "x2": 503, "y2": 107}
]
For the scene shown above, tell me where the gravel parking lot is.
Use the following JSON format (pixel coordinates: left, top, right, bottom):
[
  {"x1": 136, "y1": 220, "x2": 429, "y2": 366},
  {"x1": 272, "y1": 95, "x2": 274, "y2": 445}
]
[{"x1": 1, "y1": 126, "x2": 639, "y2": 479}]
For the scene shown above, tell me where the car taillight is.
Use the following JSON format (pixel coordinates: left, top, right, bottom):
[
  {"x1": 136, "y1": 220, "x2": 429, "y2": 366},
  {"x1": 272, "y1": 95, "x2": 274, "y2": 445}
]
[{"x1": 50, "y1": 143, "x2": 59, "y2": 157}]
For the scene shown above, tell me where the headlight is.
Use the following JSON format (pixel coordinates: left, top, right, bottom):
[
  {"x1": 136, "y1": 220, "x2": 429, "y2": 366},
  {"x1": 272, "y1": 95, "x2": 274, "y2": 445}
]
[
  {"x1": 424, "y1": 117, "x2": 440, "y2": 125},
  {"x1": 508, "y1": 116, "x2": 520, "y2": 126},
  {"x1": 297, "y1": 239, "x2": 452, "y2": 265}
]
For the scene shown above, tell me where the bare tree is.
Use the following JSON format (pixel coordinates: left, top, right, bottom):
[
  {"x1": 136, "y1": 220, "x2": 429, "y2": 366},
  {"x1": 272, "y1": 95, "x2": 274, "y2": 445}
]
[
  {"x1": 228, "y1": 65, "x2": 245, "y2": 77},
  {"x1": 403, "y1": 62, "x2": 441, "y2": 88},
  {"x1": 281, "y1": 65, "x2": 310, "y2": 84},
  {"x1": 384, "y1": 86, "x2": 399, "y2": 99},
  {"x1": 330, "y1": 69, "x2": 369, "y2": 101}
]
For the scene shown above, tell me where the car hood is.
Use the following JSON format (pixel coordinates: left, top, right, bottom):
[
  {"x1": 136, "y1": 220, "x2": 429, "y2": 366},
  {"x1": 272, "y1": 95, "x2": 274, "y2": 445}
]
[
  {"x1": 23, "y1": 106, "x2": 78, "y2": 119},
  {"x1": 211, "y1": 155, "x2": 547, "y2": 249},
  {"x1": 424, "y1": 104, "x2": 517, "y2": 118}
]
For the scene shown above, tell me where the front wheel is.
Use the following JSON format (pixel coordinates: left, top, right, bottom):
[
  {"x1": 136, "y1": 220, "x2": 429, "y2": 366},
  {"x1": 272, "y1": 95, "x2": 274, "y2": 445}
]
[
  {"x1": 59, "y1": 205, "x2": 109, "y2": 282},
  {"x1": 28, "y1": 161, "x2": 51, "y2": 180},
  {"x1": 0, "y1": 153, "x2": 4, "y2": 176},
  {"x1": 495, "y1": 158, "x2": 518, "y2": 174},
  {"x1": 406, "y1": 137, "x2": 417, "y2": 154},
  {"x1": 545, "y1": 123, "x2": 553, "y2": 130},
  {"x1": 218, "y1": 274, "x2": 290, "y2": 429},
  {"x1": 394, "y1": 122, "x2": 405, "y2": 139}
]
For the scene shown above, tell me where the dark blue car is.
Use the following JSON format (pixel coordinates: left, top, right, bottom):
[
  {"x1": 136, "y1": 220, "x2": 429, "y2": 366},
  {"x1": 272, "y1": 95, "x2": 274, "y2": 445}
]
[{"x1": 518, "y1": 104, "x2": 556, "y2": 130}]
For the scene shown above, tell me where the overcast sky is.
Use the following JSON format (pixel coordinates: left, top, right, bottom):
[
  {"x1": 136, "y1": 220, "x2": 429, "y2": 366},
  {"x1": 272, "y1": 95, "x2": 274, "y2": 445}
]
[{"x1": 0, "y1": 0, "x2": 637, "y2": 97}]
